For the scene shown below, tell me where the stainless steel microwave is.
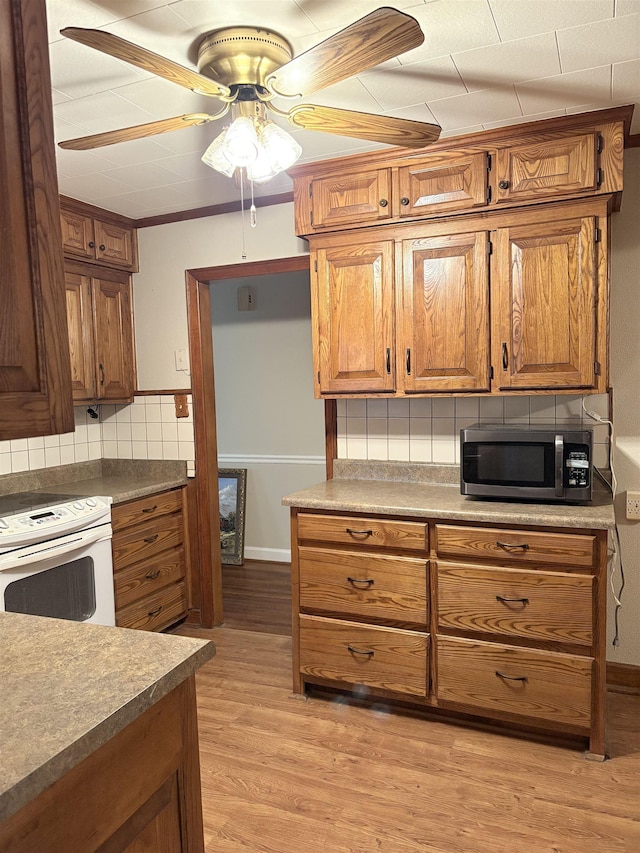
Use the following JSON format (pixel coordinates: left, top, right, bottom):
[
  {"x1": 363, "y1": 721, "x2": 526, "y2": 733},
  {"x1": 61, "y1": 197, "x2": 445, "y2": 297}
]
[{"x1": 460, "y1": 423, "x2": 593, "y2": 503}]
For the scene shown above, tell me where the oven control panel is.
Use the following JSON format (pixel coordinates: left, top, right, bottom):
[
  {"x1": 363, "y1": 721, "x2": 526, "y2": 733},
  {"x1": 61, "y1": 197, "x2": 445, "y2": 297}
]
[{"x1": 0, "y1": 497, "x2": 112, "y2": 546}]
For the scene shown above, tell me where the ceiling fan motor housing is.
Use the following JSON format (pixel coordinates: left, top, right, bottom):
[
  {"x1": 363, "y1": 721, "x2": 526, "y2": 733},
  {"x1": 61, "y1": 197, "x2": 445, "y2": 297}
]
[{"x1": 197, "y1": 27, "x2": 293, "y2": 90}]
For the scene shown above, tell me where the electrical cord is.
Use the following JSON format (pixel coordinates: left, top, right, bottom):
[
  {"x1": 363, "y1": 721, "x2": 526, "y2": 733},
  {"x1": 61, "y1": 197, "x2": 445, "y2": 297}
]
[{"x1": 581, "y1": 396, "x2": 624, "y2": 647}]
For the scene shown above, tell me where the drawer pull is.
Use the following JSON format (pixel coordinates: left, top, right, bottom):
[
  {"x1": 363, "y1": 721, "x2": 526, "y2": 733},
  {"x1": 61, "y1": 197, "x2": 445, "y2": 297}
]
[
  {"x1": 496, "y1": 541, "x2": 529, "y2": 551},
  {"x1": 347, "y1": 577, "x2": 375, "y2": 588},
  {"x1": 345, "y1": 528, "x2": 373, "y2": 537},
  {"x1": 148, "y1": 606, "x2": 162, "y2": 617},
  {"x1": 142, "y1": 505, "x2": 158, "y2": 514},
  {"x1": 145, "y1": 570, "x2": 161, "y2": 580},
  {"x1": 496, "y1": 670, "x2": 528, "y2": 683},
  {"x1": 347, "y1": 645, "x2": 374, "y2": 658},
  {"x1": 496, "y1": 595, "x2": 529, "y2": 606},
  {"x1": 144, "y1": 534, "x2": 159, "y2": 544}
]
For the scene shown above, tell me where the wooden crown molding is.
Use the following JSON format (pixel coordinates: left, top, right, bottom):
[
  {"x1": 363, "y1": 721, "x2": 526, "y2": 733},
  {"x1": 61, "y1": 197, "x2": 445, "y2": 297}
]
[
  {"x1": 59, "y1": 194, "x2": 137, "y2": 229},
  {"x1": 134, "y1": 191, "x2": 294, "y2": 229}
]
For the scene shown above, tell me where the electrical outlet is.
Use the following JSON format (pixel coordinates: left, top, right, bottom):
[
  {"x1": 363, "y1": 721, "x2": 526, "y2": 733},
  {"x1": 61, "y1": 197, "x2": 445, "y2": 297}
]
[{"x1": 626, "y1": 491, "x2": 640, "y2": 520}]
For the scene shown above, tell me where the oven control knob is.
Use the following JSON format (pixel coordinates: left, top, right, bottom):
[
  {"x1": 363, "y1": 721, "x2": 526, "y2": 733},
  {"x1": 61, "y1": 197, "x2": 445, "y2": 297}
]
[
  {"x1": 86, "y1": 498, "x2": 97, "y2": 507},
  {"x1": 73, "y1": 502, "x2": 84, "y2": 510},
  {"x1": 0, "y1": 519, "x2": 8, "y2": 529}
]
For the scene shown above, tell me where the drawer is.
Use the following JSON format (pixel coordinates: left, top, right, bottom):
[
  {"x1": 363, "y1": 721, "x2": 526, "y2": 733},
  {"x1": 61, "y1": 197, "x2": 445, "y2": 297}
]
[
  {"x1": 298, "y1": 513, "x2": 427, "y2": 552},
  {"x1": 434, "y1": 525, "x2": 595, "y2": 568},
  {"x1": 299, "y1": 615, "x2": 428, "y2": 697},
  {"x1": 112, "y1": 512, "x2": 184, "y2": 571},
  {"x1": 436, "y1": 563, "x2": 593, "y2": 646},
  {"x1": 112, "y1": 489, "x2": 183, "y2": 531},
  {"x1": 437, "y1": 636, "x2": 592, "y2": 729},
  {"x1": 299, "y1": 547, "x2": 427, "y2": 626},
  {"x1": 116, "y1": 581, "x2": 187, "y2": 631},
  {"x1": 114, "y1": 546, "x2": 186, "y2": 610}
]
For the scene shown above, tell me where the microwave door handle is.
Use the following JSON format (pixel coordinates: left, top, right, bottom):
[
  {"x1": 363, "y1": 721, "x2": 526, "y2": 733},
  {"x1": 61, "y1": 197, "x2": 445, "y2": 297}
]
[{"x1": 555, "y1": 434, "x2": 564, "y2": 497}]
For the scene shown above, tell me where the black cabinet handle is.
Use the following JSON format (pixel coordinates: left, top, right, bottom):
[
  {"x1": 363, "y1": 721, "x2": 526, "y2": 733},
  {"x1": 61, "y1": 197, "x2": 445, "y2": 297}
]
[
  {"x1": 498, "y1": 180, "x2": 510, "y2": 190},
  {"x1": 141, "y1": 505, "x2": 158, "y2": 514},
  {"x1": 379, "y1": 198, "x2": 388, "y2": 207},
  {"x1": 496, "y1": 670, "x2": 527, "y2": 683},
  {"x1": 145, "y1": 570, "x2": 161, "y2": 580},
  {"x1": 347, "y1": 645, "x2": 374, "y2": 657},
  {"x1": 496, "y1": 595, "x2": 529, "y2": 605},
  {"x1": 400, "y1": 197, "x2": 410, "y2": 206},
  {"x1": 345, "y1": 528, "x2": 373, "y2": 537},
  {"x1": 99, "y1": 363, "x2": 105, "y2": 385},
  {"x1": 496, "y1": 541, "x2": 529, "y2": 550},
  {"x1": 406, "y1": 348, "x2": 411, "y2": 375},
  {"x1": 386, "y1": 347, "x2": 391, "y2": 374},
  {"x1": 99, "y1": 244, "x2": 106, "y2": 251},
  {"x1": 501, "y1": 342, "x2": 508, "y2": 370},
  {"x1": 148, "y1": 606, "x2": 162, "y2": 617},
  {"x1": 143, "y1": 534, "x2": 159, "y2": 544},
  {"x1": 347, "y1": 577, "x2": 375, "y2": 588},
  {"x1": 88, "y1": 240, "x2": 95, "y2": 248}
]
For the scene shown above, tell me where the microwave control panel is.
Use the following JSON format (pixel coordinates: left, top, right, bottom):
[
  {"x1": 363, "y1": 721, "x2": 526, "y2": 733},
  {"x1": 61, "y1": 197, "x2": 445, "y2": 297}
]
[{"x1": 566, "y1": 449, "x2": 590, "y2": 488}]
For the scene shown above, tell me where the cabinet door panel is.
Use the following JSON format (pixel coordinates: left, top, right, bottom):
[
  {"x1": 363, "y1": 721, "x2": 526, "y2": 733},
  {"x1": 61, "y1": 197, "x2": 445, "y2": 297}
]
[
  {"x1": 399, "y1": 231, "x2": 490, "y2": 392},
  {"x1": 397, "y1": 151, "x2": 488, "y2": 217},
  {"x1": 311, "y1": 169, "x2": 391, "y2": 228},
  {"x1": 65, "y1": 270, "x2": 96, "y2": 401},
  {"x1": 60, "y1": 210, "x2": 94, "y2": 259},
  {"x1": 94, "y1": 219, "x2": 135, "y2": 268},
  {"x1": 315, "y1": 239, "x2": 395, "y2": 393},
  {"x1": 495, "y1": 133, "x2": 597, "y2": 202},
  {"x1": 491, "y1": 217, "x2": 597, "y2": 390},
  {"x1": 93, "y1": 274, "x2": 135, "y2": 401}
]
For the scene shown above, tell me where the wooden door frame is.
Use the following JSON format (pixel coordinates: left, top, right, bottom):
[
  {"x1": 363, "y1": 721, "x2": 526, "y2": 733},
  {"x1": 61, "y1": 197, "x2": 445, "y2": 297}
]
[{"x1": 186, "y1": 255, "x2": 338, "y2": 628}]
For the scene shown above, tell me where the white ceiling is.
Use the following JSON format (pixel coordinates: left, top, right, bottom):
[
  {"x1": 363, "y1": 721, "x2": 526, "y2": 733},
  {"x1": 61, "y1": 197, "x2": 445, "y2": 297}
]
[{"x1": 47, "y1": 0, "x2": 640, "y2": 220}]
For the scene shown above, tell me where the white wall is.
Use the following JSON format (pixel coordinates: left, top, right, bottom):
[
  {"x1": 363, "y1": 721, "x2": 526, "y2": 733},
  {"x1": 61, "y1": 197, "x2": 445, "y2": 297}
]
[{"x1": 211, "y1": 271, "x2": 325, "y2": 559}]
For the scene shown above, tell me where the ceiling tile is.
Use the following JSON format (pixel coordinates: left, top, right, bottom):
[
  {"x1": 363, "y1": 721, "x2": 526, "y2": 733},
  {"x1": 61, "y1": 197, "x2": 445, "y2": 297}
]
[
  {"x1": 293, "y1": 0, "x2": 426, "y2": 33},
  {"x1": 440, "y1": 123, "x2": 485, "y2": 138},
  {"x1": 612, "y1": 59, "x2": 640, "y2": 101},
  {"x1": 360, "y1": 56, "x2": 467, "y2": 110},
  {"x1": 170, "y1": 0, "x2": 321, "y2": 41},
  {"x1": 427, "y1": 86, "x2": 522, "y2": 130},
  {"x1": 58, "y1": 172, "x2": 135, "y2": 200},
  {"x1": 488, "y1": 0, "x2": 614, "y2": 41},
  {"x1": 101, "y1": 5, "x2": 200, "y2": 67},
  {"x1": 51, "y1": 88, "x2": 72, "y2": 105},
  {"x1": 53, "y1": 91, "x2": 157, "y2": 134},
  {"x1": 114, "y1": 76, "x2": 219, "y2": 121},
  {"x1": 46, "y1": 0, "x2": 119, "y2": 43},
  {"x1": 280, "y1": 77, "x2": 384, "y2": 113},
  {"x1": 55, "y1": 146, "x2": 122, "y2": 178},
  {"x1": 101, "y1": 162, "x2": 192, "y2": 191},
  {"x1": 48, "y1": 39, "x2": 148, "y2": 99},
  {"x1": 516, "y1": 65, "x2": 613, "y2": 114},
  {"x1": 558, "y1": 13, "x2": 640, "y2": 72},
  {"x1": 96, "y1": 137, "x2": 186, "y2": 168},
  {"x1": 482, "y1": 108, "x2": 567, "y2": 129},
  {"x1": 143, "y1": 123, "x2": 220, "y2": 155},
  {"x1": 385, "y1": 103, "x2": 441, "y2": 125},
  {"x1": 615, "y1": 0, "x2": 640, "y2": 14},
  {"x1": 399, "y1": 1, "x2": 500, "y2": 64},
  {"x1": 453, "y1": 32, "x2": 561, "y2": 91}
]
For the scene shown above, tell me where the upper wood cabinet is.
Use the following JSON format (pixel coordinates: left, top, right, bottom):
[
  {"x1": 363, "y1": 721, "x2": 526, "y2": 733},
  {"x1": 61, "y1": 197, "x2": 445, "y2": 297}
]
[
  {"x1": 0, "y1": 0, "x2": 74, "y2": 440},
  {"x1": 60, "y1": 201, "x2": 139, "y2": 271},
  {"x1": 290, "y1": 107, "x2": 629, "y2": 238},
  {"x1": 65, "y1": 262, "x2": 136, "y2": 403}
]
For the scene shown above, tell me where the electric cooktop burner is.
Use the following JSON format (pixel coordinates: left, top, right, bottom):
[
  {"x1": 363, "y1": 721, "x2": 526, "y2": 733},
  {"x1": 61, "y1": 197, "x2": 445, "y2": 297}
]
[{"x1": 0, "y1": 491, "x2": 84, "y2": 517}]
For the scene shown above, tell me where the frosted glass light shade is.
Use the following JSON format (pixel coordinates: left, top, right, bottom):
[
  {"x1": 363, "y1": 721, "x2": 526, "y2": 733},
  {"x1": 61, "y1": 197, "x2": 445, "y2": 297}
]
[
  {"x1": 222, "y1": 116, "x2": 259, "y2": 167},
  {"x1": 259, "y1": 121, "x2": 302, "y2": 171},
  {"x1": 201, "y1": 129, "x2": 235, "y2": 177}
]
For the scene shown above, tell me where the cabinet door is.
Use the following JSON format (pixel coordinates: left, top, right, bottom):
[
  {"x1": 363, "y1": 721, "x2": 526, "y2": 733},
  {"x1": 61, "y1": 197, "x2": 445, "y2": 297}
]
[
  {"x1": 398, "y1": 231, "x2": 490, "y2": 392},
  {"x1": 397, "y1": 151, "x2": 488, "y2": 217},
  {"x1": 65, "y1": 269, "x2": 96, "y2": 401},
  {"x1": 0, "y1": 0, "x2": 73, "y2": 440},
  {"x1": 491, "y1": 217, "x2": 598, "y2": 390},
  {"x1": 311, "y1": 169, "x2": 391, "y2": 228},
  {"x1": 494, "y1": 133, "x2": 598, "y2": 203},
  {"x1": 94, "y1": 219, "x2": 136, "y2": 268},
  {"x1": 314, "y1": 237, "x2": 395, "y2": 393},
  {"x1": 60, "y1": 209, "x2": 95, "y2": 260},
  {"x1": 93, "y1": 273, "x2": 135, "y2": 401}
]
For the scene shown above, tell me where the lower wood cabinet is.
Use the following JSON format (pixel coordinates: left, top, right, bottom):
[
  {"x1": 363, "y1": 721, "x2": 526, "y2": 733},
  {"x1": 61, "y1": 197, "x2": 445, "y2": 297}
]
[
  {"x1": 291, "y1": 509, "x2": 608, "y2": 758},
  {"x1": 112, "y1": 489, "x2": 188, "y2": 631}
]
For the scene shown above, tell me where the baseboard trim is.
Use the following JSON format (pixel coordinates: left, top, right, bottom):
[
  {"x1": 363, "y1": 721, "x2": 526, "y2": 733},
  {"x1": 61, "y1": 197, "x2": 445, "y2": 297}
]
[
  {"x1": 607, "y1": 662, "x2": 640, "y2": 693},
  {"x1": 218, "y1": 453, "x2": 325, "y2": 466},
  {"x1": 243, "y1": 546, "x2": 291, "y2": 563}
]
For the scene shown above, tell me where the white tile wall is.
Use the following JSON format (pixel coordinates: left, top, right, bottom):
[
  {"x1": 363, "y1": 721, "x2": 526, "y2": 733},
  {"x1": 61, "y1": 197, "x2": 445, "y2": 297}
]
[
  {"x1": 0, "y1": 395, "x2": 195, "y2": 476},
  {"x1": 337, "y1": 394, "x2": 612, "y2": 470}
]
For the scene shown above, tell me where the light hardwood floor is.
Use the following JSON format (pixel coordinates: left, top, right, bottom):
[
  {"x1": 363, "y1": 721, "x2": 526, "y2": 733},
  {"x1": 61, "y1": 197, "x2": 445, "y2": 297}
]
[{"x1": 177, "y1": 561, "x2": 640, "y2": 853}]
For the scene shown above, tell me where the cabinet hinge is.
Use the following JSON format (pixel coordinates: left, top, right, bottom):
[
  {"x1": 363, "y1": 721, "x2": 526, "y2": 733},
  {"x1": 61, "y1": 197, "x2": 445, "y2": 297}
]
[
  {"x1": 314, "y1": 259, "x2": 318, "y2": 272},
  {"x1": 594, "y1": 227, "x2": 601, "y2": 243},
  {"x1": 490, "y1": 365, "x2": 494, "y2": 379},
  {"x1": 487, "y1": 153, "x2": 492, "y2": 171},
  {"x1": 309, "y1": 184, "x2": 313, "y2": 198},
  {"x1": 310, "y1": 210, "x2": 314, "y2": 226},
  {"x1": 488, "y1": 239, "x2": 493, "y2": 255},
  {"x1": 596, "y1": 168, "x2": 603, "y2": 187},
  {"x1": 317, "y1": 370, "x2": 321, "y2": 383},
  {"x1": 597, "y1": 134, "x2": 604, "y2": 153},
  {"x1": 487, "y1": 185, "x2": 492, "y2": 203},
  {"x1": 594, "y1": 360, "x2": 601, "y2": 376}
]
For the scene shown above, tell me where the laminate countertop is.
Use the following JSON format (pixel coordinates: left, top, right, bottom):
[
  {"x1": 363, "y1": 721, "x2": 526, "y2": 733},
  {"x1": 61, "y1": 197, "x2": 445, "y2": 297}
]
[
  {"x1": 0, "y1": 612, "x2": 215, "y2": 823},
  {"x1": 282, "y1": 460, "x2": 616, "y2": 530}
]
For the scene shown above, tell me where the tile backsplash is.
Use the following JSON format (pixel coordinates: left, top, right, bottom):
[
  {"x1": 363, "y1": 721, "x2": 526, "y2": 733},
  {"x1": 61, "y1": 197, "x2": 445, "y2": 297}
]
[
  {"x1": 337, "y1": 394, "x2": 611, "y2": 469},
  {"x1": 0, "y1": 395, "x2": 195, "y2": 477}
]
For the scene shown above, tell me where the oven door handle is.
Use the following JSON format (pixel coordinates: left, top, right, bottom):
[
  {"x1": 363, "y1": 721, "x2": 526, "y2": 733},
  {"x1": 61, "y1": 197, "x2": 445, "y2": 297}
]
[{"x1": 0, "y1": 523, "x2": 112, "y2": 571}]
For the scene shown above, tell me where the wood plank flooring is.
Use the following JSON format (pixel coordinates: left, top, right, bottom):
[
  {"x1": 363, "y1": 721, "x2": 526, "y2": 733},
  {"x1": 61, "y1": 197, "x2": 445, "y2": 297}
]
[{"x1": 176, "y1": 561, "x2": 640, "y2": 853}]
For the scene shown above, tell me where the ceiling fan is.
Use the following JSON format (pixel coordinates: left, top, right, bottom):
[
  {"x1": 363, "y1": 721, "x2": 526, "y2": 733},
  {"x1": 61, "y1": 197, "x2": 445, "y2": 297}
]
[{"x1": 58, "y1": 6, "x2": 442, "y2": 180}]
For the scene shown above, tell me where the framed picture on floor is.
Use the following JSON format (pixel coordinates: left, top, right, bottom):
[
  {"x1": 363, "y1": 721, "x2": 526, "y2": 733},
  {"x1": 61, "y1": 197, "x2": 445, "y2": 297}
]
[{"x1": 218, "y1": 468, "x2": 247, "y2": 565}]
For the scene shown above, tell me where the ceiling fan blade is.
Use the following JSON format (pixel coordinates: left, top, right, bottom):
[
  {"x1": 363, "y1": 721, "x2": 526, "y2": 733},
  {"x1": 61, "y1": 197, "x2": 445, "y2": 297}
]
[
  {"x1": 61, "y1": 27, "x2": 232, "y2": 98},
  {"x1": 58, "y1": 113, "x2": 221, "y2": 150},
  {"x1": 286, "y1": 104, "x2": 441, "y2": 149},
  {"x1": 266, "y1": 8, "x2": 424, "y2": 98}
]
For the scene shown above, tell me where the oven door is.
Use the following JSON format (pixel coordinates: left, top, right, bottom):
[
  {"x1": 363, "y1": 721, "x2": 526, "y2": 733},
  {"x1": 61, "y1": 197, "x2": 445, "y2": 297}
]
[{"x1": 0, "y1": 523, "x2": 115, "y2": 626}]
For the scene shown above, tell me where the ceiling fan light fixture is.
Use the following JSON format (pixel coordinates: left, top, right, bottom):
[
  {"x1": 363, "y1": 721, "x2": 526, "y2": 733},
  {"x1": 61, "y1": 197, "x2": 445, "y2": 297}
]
[
  {"x1": 222, "y1": 115, "x2": 260, "y2": 167},
  {"x1": 259, "y1": 121, "x2": 302, "y2": 173},
  {"x1": 201, "y1": 128, "x2": 235, "y2": 177}
]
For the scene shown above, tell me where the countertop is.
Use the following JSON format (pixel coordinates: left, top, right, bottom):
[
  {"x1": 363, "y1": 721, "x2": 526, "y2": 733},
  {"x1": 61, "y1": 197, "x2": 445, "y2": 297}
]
[
  {"x1": 0, "y1": 459, "x2": 188, "y2": 505},
  {"x1": 0, "y1": 612, "x2": 215, "y2": 823},
  {"x1": 282, "y1": 460, "x2": 616, "y2": 530}
]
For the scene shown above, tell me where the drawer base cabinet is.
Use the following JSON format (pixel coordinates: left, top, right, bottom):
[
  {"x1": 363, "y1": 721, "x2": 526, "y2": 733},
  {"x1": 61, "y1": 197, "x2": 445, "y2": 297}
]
[{"x1": 291, "y1": 509, "x2": 609, "y2": 759}]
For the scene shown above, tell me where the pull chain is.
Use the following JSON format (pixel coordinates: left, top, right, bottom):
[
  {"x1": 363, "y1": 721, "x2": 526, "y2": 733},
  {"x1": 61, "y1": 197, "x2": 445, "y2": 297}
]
[
  {"x1": 239, "y1": 168, "x2": 247, "y2": 260},
  {"x1": 250, "y1": 179, "x2": 257, "y2": 228}
]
